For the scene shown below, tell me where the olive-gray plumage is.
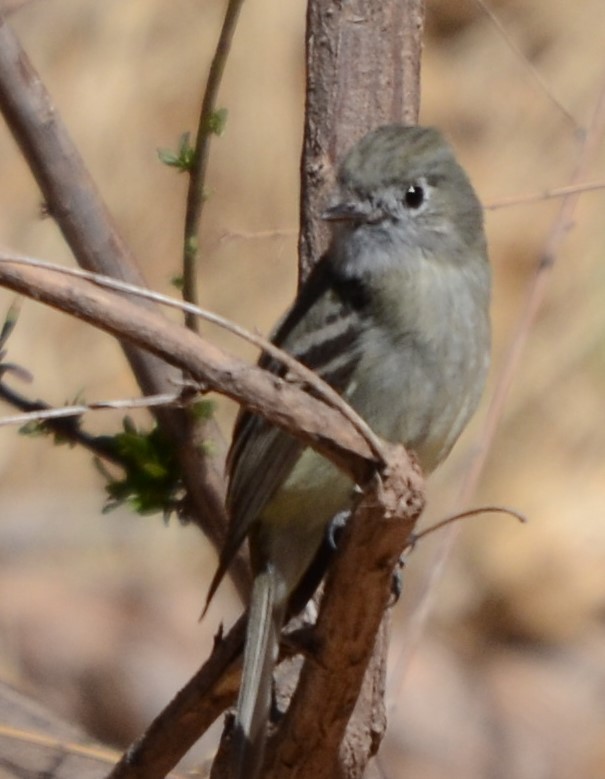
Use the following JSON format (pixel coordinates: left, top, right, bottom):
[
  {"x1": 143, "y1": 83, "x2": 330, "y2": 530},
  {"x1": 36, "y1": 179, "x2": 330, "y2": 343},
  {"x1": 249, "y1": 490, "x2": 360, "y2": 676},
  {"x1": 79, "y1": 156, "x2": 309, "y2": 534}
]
[{"x1": 213, "y1": 125, "x2": 491, "y2": 778}]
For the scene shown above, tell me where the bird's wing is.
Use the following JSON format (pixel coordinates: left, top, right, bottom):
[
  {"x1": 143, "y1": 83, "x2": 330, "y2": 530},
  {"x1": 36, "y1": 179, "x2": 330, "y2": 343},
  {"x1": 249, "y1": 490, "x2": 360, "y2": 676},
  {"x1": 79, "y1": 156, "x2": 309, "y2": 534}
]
[{"x1": 204, "y1": 259, "x2": 369, "y2": 608}]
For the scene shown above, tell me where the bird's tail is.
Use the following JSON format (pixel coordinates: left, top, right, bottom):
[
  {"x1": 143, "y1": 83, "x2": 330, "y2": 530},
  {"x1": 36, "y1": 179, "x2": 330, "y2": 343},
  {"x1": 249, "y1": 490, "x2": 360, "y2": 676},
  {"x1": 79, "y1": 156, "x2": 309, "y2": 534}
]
[{"x1": 233, "y1": 565, "x2": 284, "y2": 779}]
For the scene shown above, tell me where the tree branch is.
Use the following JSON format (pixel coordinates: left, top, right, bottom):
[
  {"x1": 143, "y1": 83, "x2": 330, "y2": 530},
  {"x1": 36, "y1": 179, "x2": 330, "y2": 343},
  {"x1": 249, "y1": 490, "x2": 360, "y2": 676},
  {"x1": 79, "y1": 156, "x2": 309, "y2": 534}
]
[
  {"x1": 0, "y1": 254, "x2": 388, "y2": 462},
  {"x1": 0, "y1": 13, "x2": 239, "y2": 594},
  {"x1": 299, "y1": 0, "x2": 424, "y2": 279},
  {"x1": 265, "y1": 453, "x2": 423, "y2": 779},
  {"x1": 0, "y1": 258, "x2": 390, "y2": 484},
  {"x1": 0, "y1": 254, "x2": 425, "y2": 778},
  {"x1": 182, "y1": 0, "x2": 246, "y2": 332},
  {"x1": 106, "y1": 616, "x2": 247, "y2": 779},
  {"x1": 105, "y1": 451, "x2": 424, "y2": 779}
]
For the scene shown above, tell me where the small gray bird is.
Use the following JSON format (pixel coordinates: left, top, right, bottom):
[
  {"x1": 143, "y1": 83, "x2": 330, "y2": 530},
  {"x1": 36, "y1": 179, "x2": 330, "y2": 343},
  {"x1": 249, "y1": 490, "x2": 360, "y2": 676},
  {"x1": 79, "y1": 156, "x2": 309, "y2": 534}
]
[{"x1": 208, "y1": 124, "x2": 490, "y2": 778}]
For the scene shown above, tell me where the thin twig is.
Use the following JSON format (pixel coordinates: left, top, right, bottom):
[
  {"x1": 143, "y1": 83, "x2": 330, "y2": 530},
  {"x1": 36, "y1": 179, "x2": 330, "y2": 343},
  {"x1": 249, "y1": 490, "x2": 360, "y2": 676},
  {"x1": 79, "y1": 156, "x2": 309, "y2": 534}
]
[
  {"x1": 472, "y1": 0, "x2": 580, "y2": 131},
  {"x1": 218, "y1": 227, "x2": 298, "y2": 243},
  {"x1": 0, "y1": 253, "x2": 388, "y2": 464},
  {"x1": 0, "y1": 383, "x2": 123, "y2": 464},
  {"x1": 485, "y1": 180, "x2": 605, "y2": 209},
  {"x1": 461, "y1": 75, "x2": 605, "y2": 505},
  {"x1": 208, "y1": 179, "x2": 605, "y2": 247},
  {"x1": 0, "y1": 390, "x2": 184, "y2": 428},
  {"x1": 408, "y1": 505, "x2": 527, "y2": 549},
  {"x1": 0, "y1": 725, "x2": 122, "y2": 767},
  {"x1": 182, "y1": 0, "x2": 246, "y2": 331},
  {"x1": 392, "y1": 73, "x2": 605, "y2": 700}
]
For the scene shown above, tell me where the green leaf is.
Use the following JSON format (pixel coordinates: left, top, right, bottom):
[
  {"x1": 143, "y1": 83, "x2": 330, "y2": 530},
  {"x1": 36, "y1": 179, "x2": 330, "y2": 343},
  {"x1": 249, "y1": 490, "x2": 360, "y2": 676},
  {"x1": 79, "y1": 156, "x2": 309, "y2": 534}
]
[
  {"x1": 0, "y1": 299, "x2": 21, "y2": 350},
  {"x1": 157, "y1": 131, "x2": 196, "y2": 172},
  {"x1": 19, "y1": 420, "x2": 46, "y2": 437},
  {"x1": 190, "y1": 398, "x2": 216, "y2": 421},
  {"x1": 206, "y1": 108, "x2": 228, "y2": 136},
  {"x1": 101, "y1": 420, "x2": 184, "y2": 518}
]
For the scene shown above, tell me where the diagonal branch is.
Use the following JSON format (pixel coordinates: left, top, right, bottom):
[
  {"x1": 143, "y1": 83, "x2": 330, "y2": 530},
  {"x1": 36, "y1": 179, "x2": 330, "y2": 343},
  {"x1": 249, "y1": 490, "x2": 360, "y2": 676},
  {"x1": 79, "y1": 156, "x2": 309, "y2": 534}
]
[
  {"x1": 107, "y1": 615, "x2": 248, "y2": 779},
  {"x1": 1, "y1": 254, "x2": 390, "y2": 461},
  {"x1": 0, "y1": 13, "x2": 239, "y2": 592},
  {"x1": 0, "y1": 258, "x2": 390, "y2": 484}
]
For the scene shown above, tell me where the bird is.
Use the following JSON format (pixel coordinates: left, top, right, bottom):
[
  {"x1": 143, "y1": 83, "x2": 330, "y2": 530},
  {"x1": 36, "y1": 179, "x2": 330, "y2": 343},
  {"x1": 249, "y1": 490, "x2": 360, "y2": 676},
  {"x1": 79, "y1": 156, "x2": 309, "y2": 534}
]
[{"x1": 206, "y1": 124, "x2": 491, "y2": 778}]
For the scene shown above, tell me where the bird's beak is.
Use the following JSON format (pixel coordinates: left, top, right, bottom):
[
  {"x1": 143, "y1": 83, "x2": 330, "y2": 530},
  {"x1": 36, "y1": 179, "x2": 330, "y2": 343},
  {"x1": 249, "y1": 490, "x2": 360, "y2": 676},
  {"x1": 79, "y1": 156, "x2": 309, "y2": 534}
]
[{"x1": 321, "y1": 201, "x2": 369, "y2": 223}]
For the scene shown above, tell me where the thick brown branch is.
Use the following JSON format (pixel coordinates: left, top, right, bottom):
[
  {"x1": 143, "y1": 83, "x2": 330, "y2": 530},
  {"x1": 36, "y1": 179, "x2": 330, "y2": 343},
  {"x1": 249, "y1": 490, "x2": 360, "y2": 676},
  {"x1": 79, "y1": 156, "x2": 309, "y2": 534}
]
[
  {"x1": 106, "y1": 616, "x2": 247, "y2": 779},
  {"x1": 0, "y1": 13, "x2": 236, "y2": 593},
  {"x1": 0, "y1": 259, "x2": 384, "y2": 483},
  {"x1": 299, "y1": 0, "x2": 424, "y2": 278},
  {"x1": 266, "y1": 451, "x2": 424, "y2": 779}
]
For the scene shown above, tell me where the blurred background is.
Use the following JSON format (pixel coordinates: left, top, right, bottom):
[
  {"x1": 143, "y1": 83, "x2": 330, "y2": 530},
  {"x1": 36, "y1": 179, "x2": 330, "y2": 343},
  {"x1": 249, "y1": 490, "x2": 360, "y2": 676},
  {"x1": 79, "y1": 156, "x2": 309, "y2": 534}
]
[{"x1": 0, "y1": 0, "x2": 604, "y2": 777}]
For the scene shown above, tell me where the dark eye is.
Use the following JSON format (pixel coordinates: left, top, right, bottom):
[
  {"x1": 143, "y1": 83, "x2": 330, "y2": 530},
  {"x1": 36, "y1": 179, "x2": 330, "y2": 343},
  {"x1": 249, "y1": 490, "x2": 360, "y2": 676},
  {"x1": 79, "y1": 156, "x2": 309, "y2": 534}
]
[{"x1": 403, "y1": 184, "x2": 424, "y2": 209}]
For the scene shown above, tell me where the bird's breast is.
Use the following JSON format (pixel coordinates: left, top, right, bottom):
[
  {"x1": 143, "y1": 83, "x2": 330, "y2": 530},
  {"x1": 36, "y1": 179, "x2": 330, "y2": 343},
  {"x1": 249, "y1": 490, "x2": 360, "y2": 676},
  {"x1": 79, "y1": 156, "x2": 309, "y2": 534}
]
[{"x1": 348, "y1": 258, "x2": 490, "y2": 473}]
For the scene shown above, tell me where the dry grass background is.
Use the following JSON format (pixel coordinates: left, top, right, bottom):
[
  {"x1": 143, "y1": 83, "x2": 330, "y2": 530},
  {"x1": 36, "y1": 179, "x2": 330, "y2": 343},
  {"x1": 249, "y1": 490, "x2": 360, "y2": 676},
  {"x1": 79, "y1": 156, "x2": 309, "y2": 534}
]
[{"x1": 0, "y1": 0, "x2": 604, "y2": 776}]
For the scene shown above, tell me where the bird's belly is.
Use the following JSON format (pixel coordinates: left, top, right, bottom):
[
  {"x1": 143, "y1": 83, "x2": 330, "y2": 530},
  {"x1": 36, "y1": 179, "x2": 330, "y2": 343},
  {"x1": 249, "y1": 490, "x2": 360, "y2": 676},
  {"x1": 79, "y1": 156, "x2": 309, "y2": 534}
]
[{"x1": 255, "y1": 451, "x2": 352, "y2": 596}]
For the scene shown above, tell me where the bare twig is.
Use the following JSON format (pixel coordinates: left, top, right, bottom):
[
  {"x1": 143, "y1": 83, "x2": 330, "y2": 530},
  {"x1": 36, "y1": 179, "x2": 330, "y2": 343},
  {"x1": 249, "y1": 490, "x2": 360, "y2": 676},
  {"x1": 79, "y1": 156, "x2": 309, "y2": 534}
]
[
  {"x1": 461, "y1": 75, "x2": 605, "y2": 505},
  {"x1": 0, "y1": 257, "x2": 392, "y2": 485},
  {"x1": 0, "y1": 253, "x2": 388, "y2": 464},
  {"x1": 0, "y1": 384, "x2": 129, "y2": 464},
  {"x1": 0, "y1": 390, "x2": 184, "y2": 428},
  {"x1": 408, "y1": 505, "x2": 527, "y2": 549},
  {"x1": 183, "y1": 177, "x2": 605, "y2": 249},
  {"x1": 472, "y1": 0, "x2": 579, "y2": 131},
  {"x1": 0, "y1": 678, "x2": 189, "y2": 779},
  {"x1": 0, "y1": 725, "x2": 121, "y2": 767},
  {"x1": 218, "y1": 227, "x2": 298, "y2": 243},
  {"x1": 485, "y1": 180, "x2": 605, "y2": 209},
  {"x1": 182, "y1": 0, "x2": 246, "y2": 331}
]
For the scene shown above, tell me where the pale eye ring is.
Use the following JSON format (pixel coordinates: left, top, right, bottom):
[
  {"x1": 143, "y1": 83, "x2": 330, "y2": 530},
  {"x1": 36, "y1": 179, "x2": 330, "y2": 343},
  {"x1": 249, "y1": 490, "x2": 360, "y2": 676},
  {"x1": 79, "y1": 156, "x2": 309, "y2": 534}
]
[{"x1": 403, "y1": 184, "x2": 425, "y2": 209}]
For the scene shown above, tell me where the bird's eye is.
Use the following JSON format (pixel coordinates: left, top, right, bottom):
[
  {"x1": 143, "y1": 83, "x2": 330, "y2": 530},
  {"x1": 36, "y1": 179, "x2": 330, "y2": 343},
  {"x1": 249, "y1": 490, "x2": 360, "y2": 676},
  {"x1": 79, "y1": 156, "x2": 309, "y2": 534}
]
[{"x1": 403, "y1": 184, "x2": 425, "y2": 209}]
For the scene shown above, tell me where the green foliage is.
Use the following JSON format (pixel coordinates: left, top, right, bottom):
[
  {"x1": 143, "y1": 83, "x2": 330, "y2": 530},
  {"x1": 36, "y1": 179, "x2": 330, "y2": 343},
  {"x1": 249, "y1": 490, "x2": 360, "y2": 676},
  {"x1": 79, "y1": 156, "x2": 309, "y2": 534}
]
[
  {"x1": 18, "y1": 391, "x2": 86, "y2": 446},
  {"x1": 157, "y1": 110, "x2": 227, "y2": 174},
  {"x1": 206, "y1": 107, "x2": 228, "y2": 136},
  {"x1": 19, "y1": 418, "x2": 74, "y2": 447},
  {"x1": 0, "y1": 299, "x2": 20, "y2": 349},
  {"x1": 190, "y1": 398, "x2": 215, "y2": 421},
  {"x1": 170, "y1": 274, "x2": 185, "y2": 290},
  {"x1": 101, "y1": 417, "x2": 184, "y2": 519},
  {"x1": 157, "y1": 131, "x2": 196, "y2": 172},
  {"x1": 0, "y1": 300, "x2": 32, "y2": 384}
]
